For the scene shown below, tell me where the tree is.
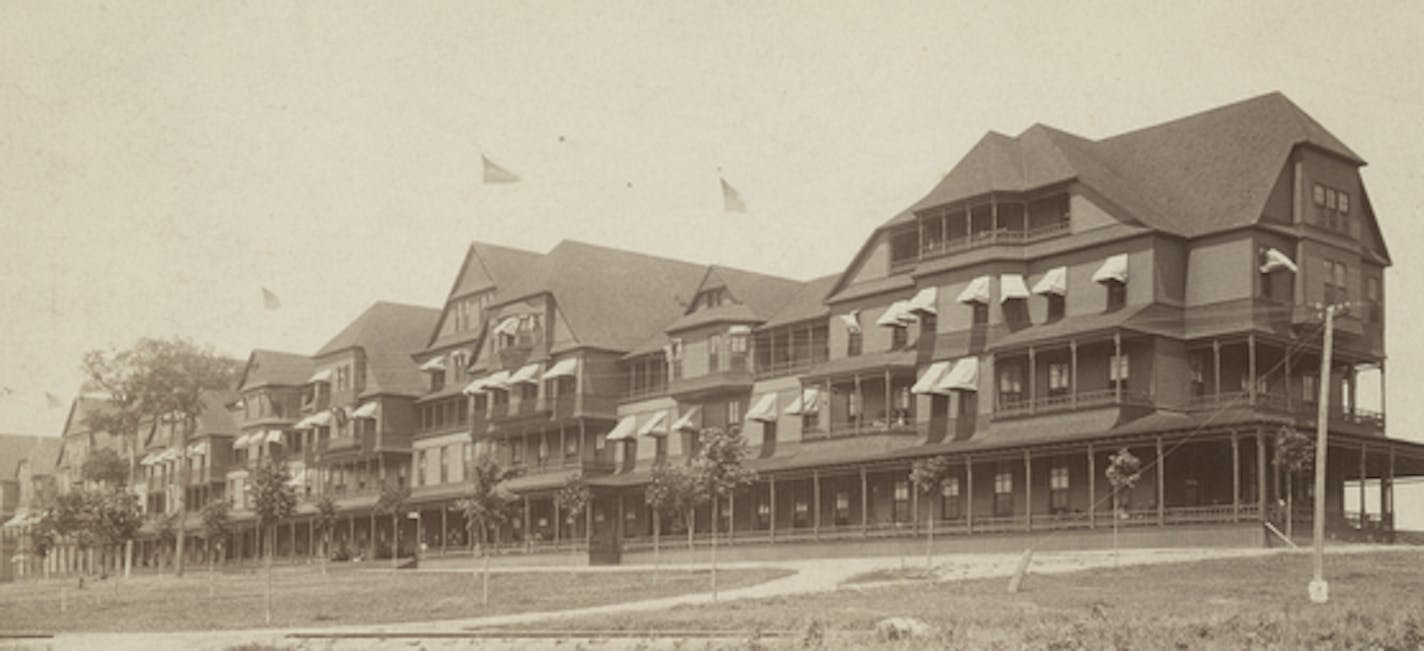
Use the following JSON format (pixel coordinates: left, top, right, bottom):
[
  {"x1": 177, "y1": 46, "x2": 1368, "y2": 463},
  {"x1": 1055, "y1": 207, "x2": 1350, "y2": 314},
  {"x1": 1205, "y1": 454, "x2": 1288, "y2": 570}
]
[
  {"x1": 199, "y1": 500, "x2": 230, "y2": 596},
  {"x1": 82, "y1": 337, "x2": 239, "y2": 578},
  {"x1": 1105, "y1": 448, "x2": 1143, "y2": 568},
  {"x1": 93, "y1": 491, "x2": 142, "y2": 583},
  {"x1": 314, "y1": 495, "x2": 338, "y2": 576},
  {"x1": 80, "y1": 449, "x2": 140, "y2": 579},
  {"x1": 80, "y1": 448, "x2": 129, "y2": 489},
  {"x1": 689, "y1": 426, "x2": 757, "y2": 602},
  {"x1": 909, "y1": 455, "x2": 954, "y2": 568},
  {"x1": 456, "y1": 453, "x2": 521, "y2": 606},
  {"x1": 1274, "y1": 426, "x2": 1315, "y2": 539},
  {"x1": 647, "y1": 460, "x2": 704, "y2": 560},
  {"x1": 51, "y1": 491, "x2": 99, "y2": 576},
  {"x1": 555, "y1": 473, "x2": 590, "y2": 556},
  {"x1": 375, "y1": 483, "x2": 413, "y2": 569},
  {"x1": 247, "y1": 460, "x2": 297, "y2": 624},
  {"x1": 27, "y1": 506, "x2": 58, "y2": 578},
  {"x1": 153, "y1": 511, "x2": 180, "y2": 572}
]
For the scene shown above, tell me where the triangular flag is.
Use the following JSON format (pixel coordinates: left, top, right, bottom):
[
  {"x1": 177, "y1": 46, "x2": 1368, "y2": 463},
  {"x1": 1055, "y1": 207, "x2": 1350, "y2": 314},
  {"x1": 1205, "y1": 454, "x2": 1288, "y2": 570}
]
[
  {"x1": 262, "y1": 287, "x2": 281, "y2": 310},
  {"x1": 482, "y1": 155, "x2": 520, "y2": 184},
  {"x1": 45, "y1": 392, "x2": 63, "y2": 409},
  {"x1": 721, "y1": 177, "x2": 747, "y2": 213}
]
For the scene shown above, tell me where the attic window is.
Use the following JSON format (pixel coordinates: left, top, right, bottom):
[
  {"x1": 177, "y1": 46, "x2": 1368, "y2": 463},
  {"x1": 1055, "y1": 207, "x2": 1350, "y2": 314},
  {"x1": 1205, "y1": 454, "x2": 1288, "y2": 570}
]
[{"x1": 694, "y1": 287, "x2": 729, "y2": 311}]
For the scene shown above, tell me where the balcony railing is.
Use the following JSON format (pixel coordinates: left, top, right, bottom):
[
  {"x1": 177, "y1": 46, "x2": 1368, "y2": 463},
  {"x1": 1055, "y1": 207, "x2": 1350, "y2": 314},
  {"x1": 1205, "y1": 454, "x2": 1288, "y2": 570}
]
[
  {"x1": 753, "y1": 354, "x2": 830, "y2": 380},
  {"x1": 1188, "y1": 393, "x2": 1384, "y2": 431},
  {"x1": 995, "y1": 389, "x2": 1152, "y2": 418},
  {"x1": 805, "y1": 419, "x2": 923, "y2": 440},
  {"x1": 894, "y1": 221, "x2": 1072, "y2": 269}
]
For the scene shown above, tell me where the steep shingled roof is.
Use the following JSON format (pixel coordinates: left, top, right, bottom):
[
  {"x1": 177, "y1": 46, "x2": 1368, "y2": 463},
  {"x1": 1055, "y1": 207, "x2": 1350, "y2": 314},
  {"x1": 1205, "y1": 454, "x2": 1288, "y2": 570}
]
[
  {"x1": 237, "y1": 349, "x2": 314, "y2": 392},
  {"x1": 315, "y1": 301, "x2": 441, "y2": 397},
  {"x1": 761, "y1": 273, "x2": 839, "y2": 329},
  {"x1": 425, "y1": 241, "x2": 545, "y2": 351},
  {"x1": 897, "y1": 92, "x2": 1364, "y2": 239},
  {"x1": 493, "y1": 240, "x2": 706, "y2": 352},
  {"x1": 0, "y1": 434, "x2": 63, "y2": 478}
]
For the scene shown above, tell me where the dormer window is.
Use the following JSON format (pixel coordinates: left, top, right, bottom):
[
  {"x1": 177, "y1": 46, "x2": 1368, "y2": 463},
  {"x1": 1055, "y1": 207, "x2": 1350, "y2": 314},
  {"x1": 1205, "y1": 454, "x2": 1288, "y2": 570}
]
[
  {"x1": 694, "y1": 287, "x2": 729, "y2": 311},
  {"x1": 1092, "y1": 255, "x2": 1129, "y2": 312}
]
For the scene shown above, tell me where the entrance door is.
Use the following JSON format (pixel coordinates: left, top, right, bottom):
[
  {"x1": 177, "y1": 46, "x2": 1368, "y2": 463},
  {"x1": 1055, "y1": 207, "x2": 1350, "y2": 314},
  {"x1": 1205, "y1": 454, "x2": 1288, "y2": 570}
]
[{"x1": 587, "y1": 491, "x2": 622, "y2": 565}]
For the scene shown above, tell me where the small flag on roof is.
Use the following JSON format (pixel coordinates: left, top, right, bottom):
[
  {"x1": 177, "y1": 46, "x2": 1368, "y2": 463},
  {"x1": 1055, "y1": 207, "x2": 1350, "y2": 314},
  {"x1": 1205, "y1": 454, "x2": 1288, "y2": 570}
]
[
  {"x1": 482, "y1": 155, "x2": 520, "y2": 184},
  {"x1": 262, "y1": 288, "x2": 281, "y2": 310},
  {"x1": 721, "y1": 177, "x2": 747, "y2": 213}
]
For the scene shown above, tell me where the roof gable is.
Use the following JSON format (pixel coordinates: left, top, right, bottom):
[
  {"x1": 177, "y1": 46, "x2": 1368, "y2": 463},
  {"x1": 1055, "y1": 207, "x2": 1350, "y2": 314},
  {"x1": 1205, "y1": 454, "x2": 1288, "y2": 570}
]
[
  {"x1": 238, "y1": 349, "x2": 314, "y2": 392},
  {"x1": 315, "y1": 301, "x2": 441, "y2": 397}
]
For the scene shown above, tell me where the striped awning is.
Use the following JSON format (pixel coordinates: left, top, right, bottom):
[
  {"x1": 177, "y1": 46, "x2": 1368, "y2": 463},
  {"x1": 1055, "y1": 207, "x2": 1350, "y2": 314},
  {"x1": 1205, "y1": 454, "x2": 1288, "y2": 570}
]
[
  {"x1": 745, "y1": 393, "x2": 778, "y2": 423},
  {"x1": 606, "y1": 415, "x2": 638, "y2": 441},
  {"x1": 637, "y1": 411, "x2": 669, "y2": 437},
  {"x1": 912, "y1": 361, "x2": 952, "y2": 394},
  {"x1": 1092, "y1": 254, "x2": 1129, "y2": 284},
  {"x1": 419, "y1": 355, "x2": 446, "y2": 372}
]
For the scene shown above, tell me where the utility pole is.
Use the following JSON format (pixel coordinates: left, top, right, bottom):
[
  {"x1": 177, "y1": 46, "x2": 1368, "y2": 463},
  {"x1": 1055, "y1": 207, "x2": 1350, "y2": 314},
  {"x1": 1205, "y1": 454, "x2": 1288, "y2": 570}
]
[{"x1": 1309, "y1": 303, "x2": 1338, "y2": 604}]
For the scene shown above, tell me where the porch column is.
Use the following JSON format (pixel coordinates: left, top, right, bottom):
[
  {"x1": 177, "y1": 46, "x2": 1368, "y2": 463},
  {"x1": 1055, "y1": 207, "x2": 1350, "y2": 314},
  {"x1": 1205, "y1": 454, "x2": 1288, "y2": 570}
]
[
  {"x1": 1248, "y1": 334, "x2": 1257, "y2": 405},
  {"x1": 1386, "y1": 446, "x2": 1396, "y2": 532},
  {"x1": 309, "y1": 519, "x2": 315, "y2": 558},
  {"x1": 1231, "y1": 431, "x2": 1241, "y2": 522},
  {"x1": 1087, "y1": 443, "x2": 1096, "y2": 529},
  {"x1": 911, "y1": 466, "x2": 919, "y2": 534},
  {"x1": 1349, "y1": 365, "x2": 1358, "y2": 420},
  {"x1": 523, "y1": 496, "x2": 531, "y2": 552},
  {"x1": 348, "y1": 515, "x2": 354, "y2": 554},
  {"x1": 585, "y1": 500, "x2": 593, "y2": 548},
  {"x1": 1113, "y1": 331, "x2": 1123, "y2": 404},
  {"x1": 1024, "y1": 451, "x2": 1033, "y2": 532},
  {"x1": 812, "y1": 470, "x2": 821, "y2": 540},
  {"x1": 1028, "y1": 346, "x2": 1037, "y2": 415},
  {"x1": 1285, "y1": 347, "x2": 1293, "y2": 411},
  {"x1": 1069, "y1": 340, "x2": 1079, "y2": 410},
  {"x1": 860, "y1": 466, "x2": 869, "y2": 537},
  {"x1": 553, "y1": 494, "x2": 561, "y2": 545},
  {"x1": 1156, "y1": 436, "x2": 1165, "y2": 526},
  {"x1": 440, "y1": 504, "x2": 448, "y2": 556},
  {"x1": 965, "y1": 456, "x2": 974, "y2": 534},
  {"x1": 368, "y1": 511, "x2": 375, "y2": 558},
  {"x1": 854, "y1": 374, "x2": 863, "y2": 435},
  {"x1": 884, "y1": 369, "x2": 892, "y2": 428},
  {"x1": 1380, "y1": 360, "x2": 1387, "y2": 431},
  {"x1": 1359, "y1": 444, "x2": 1368, "y2": 529},
  {"x1": 1212, "y1": 339, "x2": 1221, "y2": 402},
  {"x1": 769, "y1": 476, "x2": 777, "y2": 542},
  {"x1": 728, "y1": 489, "x2": 735, "y2": 543}
]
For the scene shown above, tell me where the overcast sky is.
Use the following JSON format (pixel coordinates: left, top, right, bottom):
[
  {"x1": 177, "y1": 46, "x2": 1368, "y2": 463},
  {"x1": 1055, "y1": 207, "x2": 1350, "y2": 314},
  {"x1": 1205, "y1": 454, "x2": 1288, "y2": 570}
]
[{"x1": 2, "y1": 1, "x2": 1422, "y2": 444}]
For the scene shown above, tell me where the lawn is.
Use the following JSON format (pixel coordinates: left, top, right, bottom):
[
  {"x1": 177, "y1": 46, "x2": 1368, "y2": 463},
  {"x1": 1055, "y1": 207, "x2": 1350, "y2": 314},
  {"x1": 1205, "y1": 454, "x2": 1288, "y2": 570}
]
[
  {"x1": 503, "y1": 549, "x2": 1424, "y2": 649},
  {"x1": 0, "y1": 563, "x2": 790, "y2": 633}
]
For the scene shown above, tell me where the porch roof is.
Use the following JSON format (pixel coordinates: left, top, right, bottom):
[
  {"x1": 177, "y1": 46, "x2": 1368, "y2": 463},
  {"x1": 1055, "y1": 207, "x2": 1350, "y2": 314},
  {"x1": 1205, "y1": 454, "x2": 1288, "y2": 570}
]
[
  {"x1": 989, "y1": 303, "x2": 1182, "y2": 351},
  {"x1": 801, "y1": 349, "x2": 918, "y2": 382}
]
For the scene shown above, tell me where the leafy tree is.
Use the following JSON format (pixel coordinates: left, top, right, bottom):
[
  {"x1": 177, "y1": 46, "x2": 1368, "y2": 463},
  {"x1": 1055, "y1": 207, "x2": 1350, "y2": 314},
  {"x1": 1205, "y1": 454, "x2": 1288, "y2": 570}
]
[
  {"x1": 375, "y1": 483, "x2": 413, "y2": 568},
  {"x1": 247, "y1": 460, "x2": 297, "y2": 624},
  {"x1": 1106, "y1": 448, "x2": 1143, "y2": 567},
  {"x1": 199, "y1": 499, "x2": 230, "y2": 595},
  {"x1": 80, "y1": 448, "x2": 129, "y2": 489},
  {"x1": 1274, "y1": 427, "x2": 1315, "y2": 539},
  {"x1": 82, "y1": 337, "x2": 239, "y2": 577},
  {"x1": 80, "y1": 350, "x2": 146, "y2": 485},
  {"x1": 314, "y1": 495, "x2": 339, "y2": 576},
  {"x1": 152, "y1": 511, "x2": 180, "y2": 571},
  {"x1": 555, "y1": 473, "x2": 590, "y2": 544},
  {"x1": 51, "y1": 491, "x2": 99, "y2": 575},
  {"x1": 909, "y1": 455, "x2": 954, "y2": 567},
  {"x1": 93, "y1": 491, "x2": 142, "y2": 582},
  {"x1": 647, "y1": 460, "x2": 704, "y2": 566},
  {"x1": 689, "y1": 426, "x2": 757, "y2": 602},
  {"x1": 456, "y1": 453, "x2": 521, "y2": 606}
]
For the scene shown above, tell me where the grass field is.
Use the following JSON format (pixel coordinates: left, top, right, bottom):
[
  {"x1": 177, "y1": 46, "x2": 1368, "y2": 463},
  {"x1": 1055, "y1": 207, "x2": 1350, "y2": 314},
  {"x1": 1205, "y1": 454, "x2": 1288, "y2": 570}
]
[
  {"x1": 505, "y1": 549, "x2": 1424, "y2": 649},
  {"x1": 0, "y1": 563, "x2": 790, "y2": 633}
]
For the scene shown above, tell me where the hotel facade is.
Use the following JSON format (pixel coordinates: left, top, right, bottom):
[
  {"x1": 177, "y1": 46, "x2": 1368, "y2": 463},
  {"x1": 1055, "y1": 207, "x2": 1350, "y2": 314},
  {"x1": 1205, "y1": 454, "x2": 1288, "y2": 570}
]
[{"x1": 19, "y1": 92, "x2": 1424, "y2": 574}]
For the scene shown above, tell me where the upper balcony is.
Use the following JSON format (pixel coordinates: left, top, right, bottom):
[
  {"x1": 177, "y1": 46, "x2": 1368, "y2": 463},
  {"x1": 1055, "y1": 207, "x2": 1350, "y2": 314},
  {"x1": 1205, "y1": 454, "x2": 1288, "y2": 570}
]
[
  {"x1": 666, "y1": 368, "x2": 755, "y2": 401},
  {"x1": 889, "y1": 193, "x2": 1074, "y2": 271}
]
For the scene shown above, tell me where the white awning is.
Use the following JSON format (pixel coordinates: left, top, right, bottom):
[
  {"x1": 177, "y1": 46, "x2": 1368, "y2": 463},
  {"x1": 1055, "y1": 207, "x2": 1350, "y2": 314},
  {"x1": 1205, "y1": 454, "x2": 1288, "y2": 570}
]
[
  {"x1": 140, "y1": 452, "x2": 160, "y2": 465},
  {"x1": 298, "y1": 410, "x2": 333, "y2": 429},
  {"x1": 745, "y1": 393, "x2": 778, "y2": 423},
  {"x1": 231, "y1": 434, "x2": 251, "y2": 450},
  {"x1": 935, "y1": 357, "x2": 980, "y2": 393},
  {"x1": 419, "y1": 355, "x2": 446, "y2": 372},
  {"x1": 1032, "y1": 267, "x2": 1068, "y2": 296},
  {"x1": 672, "y1": 406, "x2": 701, "y2": 432},
  {"x1": 462, "y1": 378, "x2": 488, "y2": 395},
  {"x1": 907, "y1": 287, "x2": 938, "y2": 315},
  {"x1": 1260, "y1": 248, "x2": 1299, "y2": 273},
  {"x1": 308, "y1": 368, "x2": 333, "y2": 384},
  {"x1": 187, "y1": 441, "x2": 207, "y2": 456},
  {"x1": 1092, "y1": 254, "x2": 1129, "y2": 284},
  {"x1": 728, "y1": 324, "x2": 752, "y2": 336},
  {"x1": 352, "y1": 401, "x2": 380, "y2": 419},
  {"x1": 912, "y1": 361, "x2": 953, "y2": 394},
  {"x1": 999, "y1": 274, "x2": 1030, "y2": 303},
  {"x1": 492, "y1": 317, "x2": 519, "y2": 336},
  {"x1": 541, "y1": 358, "x2": 578, "y2": 381},
  {"x1": 606, "y1": 415, "x2": 638, "y2": 441},
  {"x1": 783, "y1": 388, "x2": 821, "y2": 415},
  {"x1": 876, "y1": 300, "x2": 914, "y2": 327},
  {"x1": 508, "y1": 364, "x2": 541, "y2": 385},
  {"x1": 956, "y1": 276, "x2": 992, "y2": 304},
  {"x1": 839, "y1": 311, "x2": 862, "y2": 334},
  {"x1": 637, "y1": 411, "x2": 668, "y2": 437},
  {"x1": 264, "y1": 430, "x2": 283, "y2": 444},
  {"x1": 483, "y1": 370, "x2": 511, "y2": 391}
]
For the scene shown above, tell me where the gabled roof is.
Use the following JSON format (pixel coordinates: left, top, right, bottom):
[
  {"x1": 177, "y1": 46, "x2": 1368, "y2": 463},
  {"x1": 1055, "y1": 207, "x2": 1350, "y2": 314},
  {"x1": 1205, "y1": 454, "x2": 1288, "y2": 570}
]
[
  {"x1": 493, "y1": 240, "x2": 706, "y2": 353},
  {"x1": 59, "y1": 396, "x2": 113, "y2": 439},
  {"x1": 237, "y1": 349, "x2": 314, "y2": 392},
  {"x1": 425, "y1": 242, "x2": 544, "y2": 351},
  {"x1": 691, "y1": 266, "x2": 805, "y2": 319},
  {"x1": 761, "y1": 274, "x2": 839, "y2": 329},
  {"x1": 899, "y1": 92, "x2": 1366, "y2": 240},
  {"x1": 316, "y1": 301, "x2": 441, "y2": 397},
  {"x1": 0, "y1": 434, "x2": 62, "y2": 478}
]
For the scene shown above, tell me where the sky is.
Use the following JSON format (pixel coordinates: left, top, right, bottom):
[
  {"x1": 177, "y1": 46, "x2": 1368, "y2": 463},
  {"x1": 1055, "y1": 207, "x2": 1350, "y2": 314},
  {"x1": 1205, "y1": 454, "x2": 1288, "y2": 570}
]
[{"x1": 2, "y1": 1, "x2": 1423, "y2": 452}]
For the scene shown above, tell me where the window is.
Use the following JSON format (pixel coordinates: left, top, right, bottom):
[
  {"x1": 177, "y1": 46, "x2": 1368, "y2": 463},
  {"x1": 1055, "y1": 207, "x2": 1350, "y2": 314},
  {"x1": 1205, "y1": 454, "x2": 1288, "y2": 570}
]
[
  {"x1": 416, "y1": 450, "x2": 426, "y2": 486},
  {"x1": 848, "y1": 391, "x2": 862, "y2": 418},
  {"x1": 1312, "y1": 183, "x2": 1326, "y2": 205},
  {"x1": 892, "y1": 387, "x2": 911, "y2": 425},
  {"x1": 1109, "y1": 354, "x2": 1130, "y2": 385},
  {"x1": 1105, "y1": 281, "x2": 1127, "y2": 311},
  {"x1": 694, "y1": 287, "x2": 728, "y2": 311},
  {"x1": 1048, "y1": 362, "x2": 1071, "y2": 396},
  {"x1": 1324, "y1": 260, "x2": 1348, "y2": 305},
  {"x1": 940, "y1": 477, "x2": 961, "y2": 519},
  {"x1": 834, "y1": 490, "x2": 851, "y2": 525},
  {"x1": 565, "y1": 431, "x2": 579, "y2": 458},
  {"x1": 1313, "y1": 183, "x2": 1353, "y2": 233},
  {"x1": 890, "y1": 325, "x2": 908, "y2": 350},
  {"x1": 794, "y1": 498, "x2": 810, "y2": 527},
  {"x1": 730, "y1": 330, "x2": 749, "y2": 354},
  {"x1": 757, "y1": 500, "x2": 771, "y2": 528},
  {"x1": 893, "y1": 480, "x2": 910, "y2": 523},
  {"x1": 998, "y1": 364, "x2": 1024, "y2": 405},
  {"x1": 726, "y1": 399, "x2": 742, "y2": 425},
  {"x1": 537, "y1": 436, "x2": 549, "y2": 464},
  {"x1": 439, "y1": 446, "x2": 450, "y2": 484},
  {"x1": 1302, "y1": 373, "x2": 1319, "y2": 403},
  {"x1": 1189, "y1": 354, "x2": 1205, "y2": 396},
  {"x1": 430, "y1": 370, "x2": 445, "y2": 392},
  {"x1": 1046, "y1": 295, "x2": 1065, "y2": 322},
  {"x1": 509, "y1": 438, "x2": 524, "y2": 466},
  {"x1": 654, "y1": 435, "x2": 667, "y2": 461},
  {"x1": 972, "y1": 303, "x2": 989, "y2": 325},
  {"x1": 708, "y1": 334, "x2": 723, "y2": 372},
  {"x1": 994, "y1": 467, "x2": 1014, "y2": 517},
  {"x1": 1049, "y1": 463, "x2": 1070, "y2": 513},
  {"x1": 802, "y1": 409, "x2": 820, "y2": 431},
  {"x1": 847, "y1": 331, "x2": 863, "y2": 357},
  {"x1": 1366, "y1": 277, "x2": 1381, "y2": 323}
]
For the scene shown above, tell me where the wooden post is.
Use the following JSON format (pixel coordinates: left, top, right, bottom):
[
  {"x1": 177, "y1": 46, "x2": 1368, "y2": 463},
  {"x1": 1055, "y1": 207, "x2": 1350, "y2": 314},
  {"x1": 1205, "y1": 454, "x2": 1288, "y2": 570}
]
[
  {"x1": 812, "y1": 470, "x2": 821, "y2": 540},
  {"x1": 1386, "y1": 446, "x2": 1396, "y2": 532},
  {"x1": 1113, "y1": 331, "x2": 1123, "y2": 404},
  {"x1": 854, "y1": 374, "x2": 863, "y2": 435},
  {"x1": 1024, "y1": 451, "x2": 1033, "y2": 532},
  {"x1": 554, "y1": 494, "x2": 561, "y2": 546},
  {"x1": 523, "y1": 495, "x2": 531, "y2": 552},
  {"x1": 1028, "y1": 347, "x2": 1037, "y2": 415},
  {"x1": 728, "y1": 489, "x2": 735, "y2": 543},
  {"x1": 883, "y1": 370, "x2": 892, "y2": 429},
  {"x1": 1359, "y1": 444, "x2": 1368, "y2": 530},
  {"x1": 965, "y1": 456, "x2": 975, "y2": 534},
  {"x1": 911, "y1": 466, "x2": 919, "y2": 534},
  {"x1": 1231, "y1": 432, "x2": 1241, "y2": 522},
  {"x1": 1285, "y1": 347, "x2": 1293, "y2": 411},
  {"x1": 1156, "y1": 437, "x2": 1165, "y2": 526},
  {"x1": 1087, "y1": 443, "x2": 1096, "y2": 529},
  {"x1": 860, "y1": 466, "x2": 869, "y2": 536},
  {"x1": 1248, "y1": 334, "x2": 1257, "y2": 405},
  {"x1": 1213, "y1": 339, "x2": 1222, "y2": 403},
  {"x1": 1069, "y1": 339, "x2": 1079, "y2": 410},
  {"x1": 769, "y1": 476, "x2": 777, "y2": 542},
  {"x1": 1257, "y1": 427, "x2": 1268, "y2": 518},
  {"x1": 440, "y1": 503, "x2": 448, "y2": 556}
]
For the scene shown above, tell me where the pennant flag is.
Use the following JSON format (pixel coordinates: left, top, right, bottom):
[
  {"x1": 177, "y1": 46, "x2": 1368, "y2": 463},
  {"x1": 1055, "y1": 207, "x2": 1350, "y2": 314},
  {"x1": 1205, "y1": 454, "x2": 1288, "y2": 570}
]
[
  {"x1": 721, "y1": 177, "x2": 747, "y2": 213},
  {"x1": 482, "y1": 155, "x2": 520, "y2": 184},
  {"x1": 45, "y1": 392, "x2": 63, "y2": 409},
  {"x1": 262, "y1": 287, "x2": 281, "y2": 310}
]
